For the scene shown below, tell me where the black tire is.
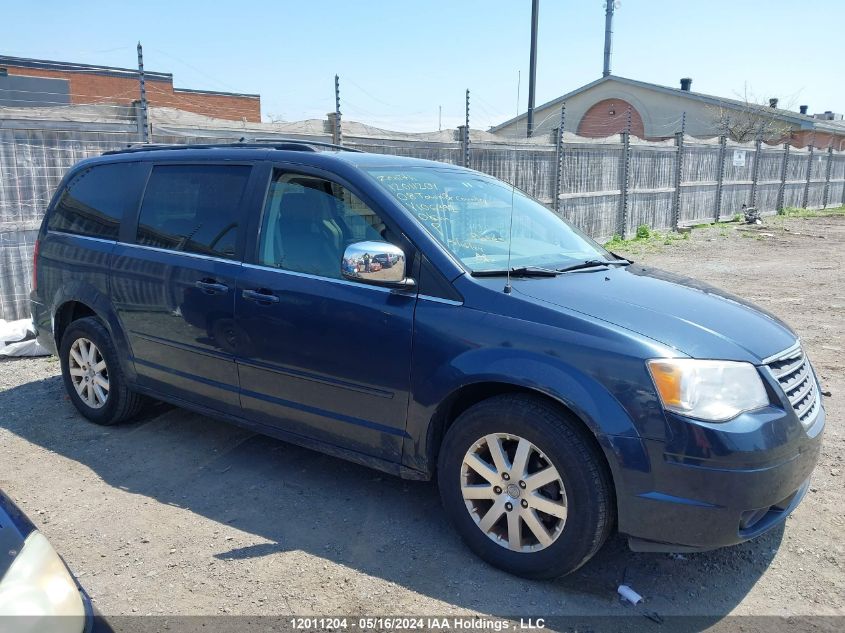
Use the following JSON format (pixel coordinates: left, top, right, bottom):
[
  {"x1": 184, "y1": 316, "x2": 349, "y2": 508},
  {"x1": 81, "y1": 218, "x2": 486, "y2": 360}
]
[
  {"x1": 437, "y1": 394, "x2": 614, "y2": 579},
  {"x1": 59, "y1": 316, "x2": 145, "y2": 426}
]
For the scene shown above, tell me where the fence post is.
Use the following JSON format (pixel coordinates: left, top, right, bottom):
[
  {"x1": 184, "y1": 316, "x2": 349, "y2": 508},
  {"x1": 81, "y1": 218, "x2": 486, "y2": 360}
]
[
  {"x1": 822, "y1": 145, "x2": 834, "y2": 209},
  {"x1": 618, "y1": 108, "x2": 632, "y2": 238},
  {"x1": 750, "y1": 137, "x2": 762, "y2": 209},
  {"x1": 136, "y1": 42, "x2": 150, "y2": 143},
  {"x1": 802, "y1": 140, "x2": 814, "y2": 209},
  {"x1": 333, "y1": 75, "x2": 342, "y2": 146},
  {"x1": 671, "y1": 112, "x2": 686, "y2": 230},
  {"x1": 842, "y1": 153, "x2": 845, "y2": 207},
  {"x1": 463, "y1": 89, "x2": 470, "y2": 167},
  {"x1": 714, "y1": 134, "x2": 727, "y2": 221},
  {"x1": 776, "y1": 143, "x2": 790, "y2": 212},
  {"x1": 553, "y1": 103, "x2": 565, "y2": 213}
]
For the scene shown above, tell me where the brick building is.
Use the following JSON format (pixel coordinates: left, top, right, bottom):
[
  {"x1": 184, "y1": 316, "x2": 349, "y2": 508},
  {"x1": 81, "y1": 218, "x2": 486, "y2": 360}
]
[
  {"x1": 491, "y1": 75, "x2": 845, "y2": 150},
  {"x1": 0, "y1": 55, "x2": 260, "y2": 122}
]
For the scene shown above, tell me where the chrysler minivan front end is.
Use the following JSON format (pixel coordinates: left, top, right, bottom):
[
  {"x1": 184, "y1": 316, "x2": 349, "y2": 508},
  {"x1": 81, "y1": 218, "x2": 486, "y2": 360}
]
[{"x1": 368, "y1": 160, "x2": 825, "y2": 560}]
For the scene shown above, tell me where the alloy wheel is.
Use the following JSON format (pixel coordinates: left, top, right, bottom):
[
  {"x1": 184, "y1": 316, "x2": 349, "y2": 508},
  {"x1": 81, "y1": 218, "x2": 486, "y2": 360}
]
[
  {"x1": 460, "y1": 433, "x2": 568, "y2": 553},
  {"x1": 68, "y1": 337, "x2": 109, "y2": 409}
]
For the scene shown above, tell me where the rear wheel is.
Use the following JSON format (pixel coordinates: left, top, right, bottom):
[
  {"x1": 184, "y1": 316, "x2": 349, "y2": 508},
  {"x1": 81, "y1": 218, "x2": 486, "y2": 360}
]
[
  {"x1": 60, "y1": 317, "x2": 145, "y2": 425},
  {"x1": 437, "y1": 394, "x2": 613, "y2": 578}
]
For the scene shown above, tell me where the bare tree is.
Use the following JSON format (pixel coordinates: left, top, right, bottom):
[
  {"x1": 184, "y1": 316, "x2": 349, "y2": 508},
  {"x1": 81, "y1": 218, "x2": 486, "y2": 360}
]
[{"x1": 708, "y1": 85, "x2": 796, "y2": 143}]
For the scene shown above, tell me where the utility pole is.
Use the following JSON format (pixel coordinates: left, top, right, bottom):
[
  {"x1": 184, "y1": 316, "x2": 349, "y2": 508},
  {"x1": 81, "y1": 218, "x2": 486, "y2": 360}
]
[
  {"x1": 137, "y1": 41, "x2": 150, "y2": 143},
  {"x1": 526, "y1": 0, "x2": 539, "y2": 137},
  {"x1": 439, "y1": 105, "x2": 442, "y2": 132},
  {"x1": 603, "y1": 1, "x2": 615, "y2": 77}
]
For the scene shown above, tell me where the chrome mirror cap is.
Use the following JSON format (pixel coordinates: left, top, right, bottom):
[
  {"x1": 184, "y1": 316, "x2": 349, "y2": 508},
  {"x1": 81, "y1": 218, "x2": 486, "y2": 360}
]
[{"x1": 341, "y1": 241, "x2": 412, "y2": 288}]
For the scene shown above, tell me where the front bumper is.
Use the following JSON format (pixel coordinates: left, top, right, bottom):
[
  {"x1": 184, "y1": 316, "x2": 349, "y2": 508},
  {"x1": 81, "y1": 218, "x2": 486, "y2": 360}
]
[{"x1": 616, "y1": 403, "x2": 824, "y2": 553}]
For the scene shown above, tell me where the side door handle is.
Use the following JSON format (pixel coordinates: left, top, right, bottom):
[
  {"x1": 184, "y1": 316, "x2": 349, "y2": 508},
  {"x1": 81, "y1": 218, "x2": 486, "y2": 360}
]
[
  {"x1": 242, "y1": 288, "x2": 280, "y2": 305},
  {"x1": 195, "y1": 279, "x2": 229, "y2": 294}
]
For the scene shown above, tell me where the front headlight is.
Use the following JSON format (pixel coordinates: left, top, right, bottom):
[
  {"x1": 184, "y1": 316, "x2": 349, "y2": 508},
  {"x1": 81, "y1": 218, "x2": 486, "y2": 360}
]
[
  {"x1": 647, "y1": 358, "x2": 769, "y2": 421},
  {"x1": 0, "y1": 531, "x2": 86, "y2": 633}
]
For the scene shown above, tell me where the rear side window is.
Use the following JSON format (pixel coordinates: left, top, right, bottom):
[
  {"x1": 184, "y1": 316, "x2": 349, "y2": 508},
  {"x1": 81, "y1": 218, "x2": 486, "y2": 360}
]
[
  {"x1": 136, "y1": 164, "x2": 250, "y2": 259},
  {"x1": 48, "y1": 163, "x2": 140, "y2": 239}
]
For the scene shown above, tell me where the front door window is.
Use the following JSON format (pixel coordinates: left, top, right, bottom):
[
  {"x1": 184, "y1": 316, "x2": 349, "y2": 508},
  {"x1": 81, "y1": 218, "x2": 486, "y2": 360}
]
[{"x1": 257, "y1": 171, "x2": 390, "y2": 279}]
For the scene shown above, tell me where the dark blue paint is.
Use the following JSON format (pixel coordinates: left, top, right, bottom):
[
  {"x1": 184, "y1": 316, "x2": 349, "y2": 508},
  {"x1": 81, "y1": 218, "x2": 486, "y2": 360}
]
[
  {"x1": 110, "y1": 242, "x2": 243, "y2": 416},
  {"x1": 31, "y1": 146, "x2": 825, "y2": 553}
]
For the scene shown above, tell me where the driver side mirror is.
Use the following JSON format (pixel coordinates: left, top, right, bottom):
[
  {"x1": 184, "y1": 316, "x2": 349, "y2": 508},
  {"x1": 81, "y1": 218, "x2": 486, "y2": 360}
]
[{"x1": 341, "y1": 241, "x2": 415, "y2": 289}]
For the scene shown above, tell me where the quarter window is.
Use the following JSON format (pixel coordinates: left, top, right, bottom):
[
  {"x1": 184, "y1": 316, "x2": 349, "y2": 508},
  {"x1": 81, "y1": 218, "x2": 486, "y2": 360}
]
[
  {"x1": 136, "y1": 164, "x2": 250, "y2": 259},
  {"x1": 48, "y1": 163, "x2": 141, "y2": 239},
  {"x1": 258, "y1": 171, "x2": 389, "y2": 279}
]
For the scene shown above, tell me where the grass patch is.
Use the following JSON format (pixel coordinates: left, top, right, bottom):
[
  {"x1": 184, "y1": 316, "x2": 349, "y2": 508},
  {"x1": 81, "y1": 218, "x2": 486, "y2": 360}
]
[
  {"x1": 604, "y1": 226, "x2": 691, "y2": 253},
  {"x1": 777, "y1": 205, "x2": 845, "y2": 218},
  {"x1": 635, "y1": 224, "x2": 651, "y2": 239},
  {"x1": 603, "y1": 206, "x2": 844, "y2": 254}
]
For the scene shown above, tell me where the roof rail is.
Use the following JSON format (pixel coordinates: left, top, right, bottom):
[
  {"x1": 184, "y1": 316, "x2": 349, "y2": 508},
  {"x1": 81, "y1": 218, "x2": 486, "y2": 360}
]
[
  {"x1": 102, "y1": 138, "x2": 362, "y2": 156},
  {"x1": 251, "y1": 138, "x2": 362, "y2": 152}
]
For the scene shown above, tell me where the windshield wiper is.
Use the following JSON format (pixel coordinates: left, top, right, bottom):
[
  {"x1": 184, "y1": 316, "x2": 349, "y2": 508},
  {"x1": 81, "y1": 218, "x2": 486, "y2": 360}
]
[
  {"x1": 556, "y1": 258, "x2": 631, "y2": 273},
  {"x1": 472, "y1": 265, "x2": 562, "y2": 278}
]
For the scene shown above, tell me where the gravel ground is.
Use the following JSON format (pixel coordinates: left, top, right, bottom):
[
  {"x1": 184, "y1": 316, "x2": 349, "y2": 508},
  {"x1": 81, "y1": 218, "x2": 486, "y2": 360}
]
[{"x1": 0, "y1": 214, "x2": 843, "y2": 625}]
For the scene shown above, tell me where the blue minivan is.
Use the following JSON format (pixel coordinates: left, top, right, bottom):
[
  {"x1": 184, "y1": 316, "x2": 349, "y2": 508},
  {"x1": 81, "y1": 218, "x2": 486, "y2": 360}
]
[{"x1": 30, "y1": 141, "x2": 824, "y2": 578}]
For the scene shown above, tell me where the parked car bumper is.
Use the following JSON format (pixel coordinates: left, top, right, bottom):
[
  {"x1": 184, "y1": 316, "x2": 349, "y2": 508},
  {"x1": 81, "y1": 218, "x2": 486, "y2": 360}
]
[
  {"x1": 30, "y1": 295, "x2": 56, "y2": 354},
  {"x1": 617, "y1": 404, "x2": 824, "y2": 552}
]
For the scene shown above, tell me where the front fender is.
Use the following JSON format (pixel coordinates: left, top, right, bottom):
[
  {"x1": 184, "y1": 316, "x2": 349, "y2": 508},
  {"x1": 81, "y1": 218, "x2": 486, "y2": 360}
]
[
  {"x1": 448, "y1": 347, "x2": 639, "y2": 436},
  {"x1": 402, "y1": 303, "x2": 669, "y2": 488}
]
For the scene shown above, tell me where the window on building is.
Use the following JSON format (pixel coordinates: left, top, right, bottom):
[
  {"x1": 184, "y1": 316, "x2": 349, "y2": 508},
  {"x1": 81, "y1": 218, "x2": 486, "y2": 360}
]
[
  {"x1": 136, "y1": 164, "x2": 250, "y2": 259},
  {"x1": 47, "y1": 163, "x2": 141, "y2": 239}
]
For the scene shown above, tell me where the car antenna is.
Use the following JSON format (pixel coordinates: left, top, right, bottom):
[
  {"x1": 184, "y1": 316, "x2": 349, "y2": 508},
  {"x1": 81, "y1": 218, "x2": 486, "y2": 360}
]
[{"x1": 504, "y1": 71, "x2": 520, "y2": 295}]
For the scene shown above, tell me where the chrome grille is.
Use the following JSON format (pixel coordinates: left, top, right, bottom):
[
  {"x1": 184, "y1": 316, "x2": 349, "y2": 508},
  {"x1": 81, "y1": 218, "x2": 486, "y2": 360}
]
[{"x1": 765, "y1": 344, "x2": 820, "y2": 426}]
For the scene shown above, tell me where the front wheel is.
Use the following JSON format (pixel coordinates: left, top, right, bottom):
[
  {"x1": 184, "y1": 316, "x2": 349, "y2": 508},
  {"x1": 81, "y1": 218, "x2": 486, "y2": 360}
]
[{"x1": 437, "y1": 394, "x2": 614, "y2": 579}]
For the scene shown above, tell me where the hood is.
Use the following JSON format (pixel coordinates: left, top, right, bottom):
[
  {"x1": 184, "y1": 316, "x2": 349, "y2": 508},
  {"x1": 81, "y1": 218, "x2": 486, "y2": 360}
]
[{"x1": 513, "y1": 265, "x2": 796, "y2": 362}]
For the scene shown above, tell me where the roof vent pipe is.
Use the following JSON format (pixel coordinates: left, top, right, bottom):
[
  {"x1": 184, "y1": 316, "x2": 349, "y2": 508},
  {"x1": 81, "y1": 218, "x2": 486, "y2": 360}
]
[
  {"x1": 799, "y1": 105, "x2": 808, "y2": 115},
  {"x1": 680, "y1": 77, "x2": 692, "y2": 91}
]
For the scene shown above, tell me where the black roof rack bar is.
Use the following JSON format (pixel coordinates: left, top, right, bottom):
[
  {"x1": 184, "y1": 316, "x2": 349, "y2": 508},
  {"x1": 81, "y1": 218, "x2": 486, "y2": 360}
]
[
  {"x1": 102, "y1": 138, "x2": 362, "y2": 155},
  {"x1": 252, "y1": 138, "x2": 362, "y2": 152}
]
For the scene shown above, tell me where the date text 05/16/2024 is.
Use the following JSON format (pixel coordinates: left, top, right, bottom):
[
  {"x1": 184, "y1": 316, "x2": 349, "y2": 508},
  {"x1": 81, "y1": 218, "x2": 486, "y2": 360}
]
[{"x1": 289, "y1": 618, "x2": 546, "y2": 631}]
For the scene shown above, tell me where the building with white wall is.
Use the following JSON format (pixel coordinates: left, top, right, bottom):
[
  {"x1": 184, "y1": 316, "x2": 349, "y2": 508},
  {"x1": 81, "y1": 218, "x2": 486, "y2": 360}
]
[{"x1": 491, "y1": 75, "x2": 845, "y2": 149}]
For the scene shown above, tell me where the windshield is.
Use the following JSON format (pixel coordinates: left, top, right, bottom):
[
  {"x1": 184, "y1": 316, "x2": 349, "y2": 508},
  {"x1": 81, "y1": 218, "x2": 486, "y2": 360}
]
[{"x1": 366, "y1": 167, "x2": 611, "y2": 272}]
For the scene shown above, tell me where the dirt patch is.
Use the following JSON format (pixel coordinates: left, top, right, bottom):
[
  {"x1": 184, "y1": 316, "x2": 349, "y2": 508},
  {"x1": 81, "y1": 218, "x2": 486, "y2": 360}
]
[{"x1": 0, "y1": 215, "x2": 843, "y2": 621}]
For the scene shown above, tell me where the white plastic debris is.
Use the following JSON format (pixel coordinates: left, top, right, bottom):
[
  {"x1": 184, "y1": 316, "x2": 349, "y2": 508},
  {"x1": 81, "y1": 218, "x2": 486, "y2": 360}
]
[
  {"x1": 617, "y1": 584, "x2": 643, "y2": 605},
  {"x1": 0, "y1": 319, "x2": 50, "y2": 357}
]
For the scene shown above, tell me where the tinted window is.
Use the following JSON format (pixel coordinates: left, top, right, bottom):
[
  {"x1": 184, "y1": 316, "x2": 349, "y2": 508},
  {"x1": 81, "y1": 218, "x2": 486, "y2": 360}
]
[
  {"x1": 258, "y1": 171, "x2": 389, "y2": 279},
  {"x1": 48, "y1": 163, "x2": 140, "y2": 239},
  {"x1": 136, "y1": 164, "x2": 250, "y2": 259}
]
